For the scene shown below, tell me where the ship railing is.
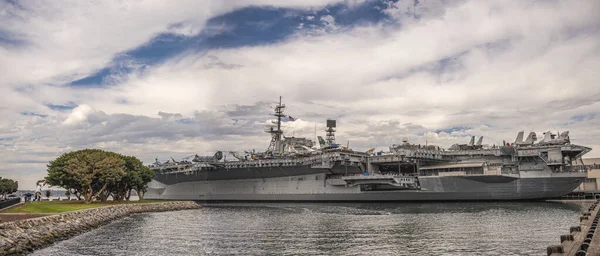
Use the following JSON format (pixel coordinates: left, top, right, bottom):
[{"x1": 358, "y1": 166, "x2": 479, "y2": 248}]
[
  {"x1": 538, "y1": 152, "x2": 549, "y2": 164},
  {"x1": 562, "y1": 165, "x2": 587, "y2": 173},
  {"x1": 152, "y1": 151, "x2": 362, "y2": 171},
  {"x1": 341, "y1": 174, "x2": 412, "y2": 179},
  {"x1": 393, "y1": 147, "x2": 503, "y2": 157},
  {"x1": 218, "y1": 153, "x2": 348, "y2": 169},
  {"x1": 341, "y1": 175, "x2": 393, "y2": 180}
]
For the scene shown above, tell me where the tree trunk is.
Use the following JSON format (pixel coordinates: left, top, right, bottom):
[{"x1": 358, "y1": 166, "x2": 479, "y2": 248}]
[
  {"x1": 119, "y1": 191, "x2": 126, "y2": 202},
  {"x1": 92, "y1": 183, "x2": 109, "y2": 203},
  {"x1": 135, "y1": 188, "x2": 145, "y2": 200},
  {"x1": 126, "y1": 189, "x2": 132, "y2": 201},
  {"x1": 100, "y1": 190, "x2": 107, "y2": 202},
  {"x1": 84, "y1": 188, "x2": 93, "y2": 204},
  {"x1": 112, "y1": 191, "x2": 123, "y2": 202},
  {"x1": 117, "y1": 190, "x2": 126, "y2": 202}
]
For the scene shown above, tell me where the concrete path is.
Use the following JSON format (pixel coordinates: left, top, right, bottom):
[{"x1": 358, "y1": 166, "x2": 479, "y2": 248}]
[{"x1": 548, "y1": 199, "x2": 600, "y2": 256}]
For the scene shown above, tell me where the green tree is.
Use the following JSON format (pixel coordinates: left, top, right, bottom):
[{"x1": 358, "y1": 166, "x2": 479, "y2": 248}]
[
  {"x1": 46, "y1": 151, "x2": 83, "y2": 199},
  {"x1": 46, "y1": 149, "x2": 154, "y2": 203},
  {"x1": 0, "y1": 177, "x2": 18, "y2": 200},
  {"x1": 46, "y1": 149, "x2": 125, "y2": 203},
  {"x1": 105, "y1": 155, "x2": 154, "y2": 201},
  {"x1": 45, "y1": 190, "x2": 51, "y2": 199},
  {"x1": 135, "y1": 167, "x2": 154, "y2": 200},
  {"x1": 124, "y1": 156, "x2": 154, "y2": 200}
]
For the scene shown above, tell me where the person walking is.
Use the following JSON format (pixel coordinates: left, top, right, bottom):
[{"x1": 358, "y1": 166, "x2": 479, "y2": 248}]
[{"x1": 34, "y1": 180, "x2": 46, "y2": 202}]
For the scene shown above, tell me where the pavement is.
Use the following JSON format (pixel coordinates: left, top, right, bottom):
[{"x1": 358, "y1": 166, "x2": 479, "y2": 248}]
[{"x1": 549, "y1": 200, "x2": 600, "y2": 256}]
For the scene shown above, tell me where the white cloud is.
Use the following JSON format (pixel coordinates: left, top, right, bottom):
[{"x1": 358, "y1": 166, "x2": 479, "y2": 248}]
[
  {"x1": 320, "y1": 14, "x2": 338, "y2": 30},
  {"x1": 1, "y1": 0, "x2": 599, "y2": 189},
  {"x1": 99, "y1": 0, "x2": 598, "y2": 122},
  {"x1": 0, "y1": 0, "x2": 364, "y2": 189},
  {"x1": 0, "y1": 0, "x2": 353, "y2": 103},
  {"x1": 63, "y1": 104, "x2": 93, "y2": 125}
]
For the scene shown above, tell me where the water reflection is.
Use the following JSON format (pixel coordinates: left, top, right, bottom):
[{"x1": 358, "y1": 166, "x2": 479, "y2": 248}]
[{"x1": 33, "y1": 201, "x2": 591, "y2": 256}]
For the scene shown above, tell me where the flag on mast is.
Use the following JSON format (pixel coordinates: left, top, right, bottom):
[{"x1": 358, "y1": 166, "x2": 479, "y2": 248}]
[{"x1": 282, "y1": 116, "x2": 296, "y2": 122}]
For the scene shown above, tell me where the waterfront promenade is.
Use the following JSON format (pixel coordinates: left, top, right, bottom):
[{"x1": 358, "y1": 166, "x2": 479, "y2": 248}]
[
  {"x1": 0, "y1": 198, "x2": 141, "y2": 222},
  {"x1": 548, "y1": 199, "x2": 600, "y2": 256},
  {"x1": 0, "y1": 201, "x2": 199, "y2": 255}
]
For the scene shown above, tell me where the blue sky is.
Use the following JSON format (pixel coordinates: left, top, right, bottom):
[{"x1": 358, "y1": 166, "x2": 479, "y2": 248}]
[
  {"x1": 69, "y1": 1, "x2": 392, "y2": 87},
  {"x1": 1, "y1": 0, "x2": 599, "y2": 189}
]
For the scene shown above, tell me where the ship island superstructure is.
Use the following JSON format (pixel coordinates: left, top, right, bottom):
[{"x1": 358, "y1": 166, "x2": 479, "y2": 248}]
[{"x1": 145, "y1": 97, "x2": 591, "y2": 201}]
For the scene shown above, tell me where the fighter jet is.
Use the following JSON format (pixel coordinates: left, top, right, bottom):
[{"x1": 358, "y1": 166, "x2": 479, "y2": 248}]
[
  {"x1": 468, "y1": 136, "x2": 475, "y2": 146},
  {"x1": 299, "y1": 134, "x2": 325, "y2": 153},
  {"x1": 538, "y1": 131, "x2": 570, "y2": 145},
  {"x1": 476, "y1": 136, "x2": 483, "y2": 147},
  {"x1": 230, "y1": 151, "x2": 250, "y2": 161},
  {"x1": 514, "y1": 131, "x2": 537, "y2": 147},
  {"x1": 317, "y1": 136, "x2": 327, "y2": 148},
  {"x1": 449, "y1": 136, "x2": 484, "y2": 150},
  {"x1": 513, "y1": 131, "x2": 524, "y2": 145},
  {"x1": 301, "y1": 146, "x2": 316, "y2": 152},
  {"x1": 449, "y1": 136, "x2": 471, "y2": 150}
]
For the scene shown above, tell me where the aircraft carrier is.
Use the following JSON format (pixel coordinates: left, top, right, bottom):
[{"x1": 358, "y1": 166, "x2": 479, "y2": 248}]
[{"x1": 145, "y1": 97, "x2": 591, "y2": 201}]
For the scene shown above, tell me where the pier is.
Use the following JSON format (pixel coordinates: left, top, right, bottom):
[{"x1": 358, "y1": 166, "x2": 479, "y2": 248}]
[{"x1": 547, "y1": 200, "x2": 600, "y2": 256}]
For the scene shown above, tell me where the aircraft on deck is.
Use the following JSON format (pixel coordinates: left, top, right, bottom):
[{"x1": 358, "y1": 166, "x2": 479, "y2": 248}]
[
  {"x1": 513, "y1": 131, "x2": 537, "y2": 147},
  {"x1": 448, "y1": 136, "x2": 484, "y2": 150},
  {"x1": 511, "y1": 131, "x2": 569, "y2": 147},
  {"x1": 539, "y1": 131, "x2": 570, "y2": 146}
]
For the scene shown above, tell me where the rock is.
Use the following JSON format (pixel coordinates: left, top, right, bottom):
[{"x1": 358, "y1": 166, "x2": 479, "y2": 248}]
[
  {"x1": 2, "y1": 237, "x2": 15, "y2": 245},
  {"x1": 0, "y1": 201, "x2": 199, "y2": 255}
]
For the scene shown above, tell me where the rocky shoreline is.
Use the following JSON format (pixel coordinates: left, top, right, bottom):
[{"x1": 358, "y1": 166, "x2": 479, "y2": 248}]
[{"x1": 0, "y1": 201, "x2": 200, "y2": 255}]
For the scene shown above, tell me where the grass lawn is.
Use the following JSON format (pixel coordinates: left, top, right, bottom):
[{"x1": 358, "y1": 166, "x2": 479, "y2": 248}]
[{"x1": 1, "y1": 200, "x2": 167, "y2": 214}]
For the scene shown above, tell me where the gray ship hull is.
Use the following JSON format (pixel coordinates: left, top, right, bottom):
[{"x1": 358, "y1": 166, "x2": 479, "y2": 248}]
[
  {"x1": 145, "y1": 98, "x2": 592, "y2": 202},
  {"x1": 144, "y1": 173, "x2": 584, "y2": 201},
  {"x1": 152, "y1": 165, "x2": 361, "y2": 185}
]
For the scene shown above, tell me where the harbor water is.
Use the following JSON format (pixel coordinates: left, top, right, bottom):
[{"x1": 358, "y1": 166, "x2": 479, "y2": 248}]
[{"x1": 33, "y1": 201, "x2": 592, "y2": 256}]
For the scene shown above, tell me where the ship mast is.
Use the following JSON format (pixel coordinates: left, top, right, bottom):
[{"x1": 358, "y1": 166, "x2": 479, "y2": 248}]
[{"x1": 266, "y1": 96, "x2": 285, "y2": 155}]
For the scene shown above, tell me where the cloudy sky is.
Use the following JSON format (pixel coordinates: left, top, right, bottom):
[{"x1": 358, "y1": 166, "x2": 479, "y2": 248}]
[{"x1": 1, "y1": 0, "x2": 599, "y2": 189}]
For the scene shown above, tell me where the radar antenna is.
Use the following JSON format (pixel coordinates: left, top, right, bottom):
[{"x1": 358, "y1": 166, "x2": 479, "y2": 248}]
[
  {"x1": 326, "y1": 119, "x2": 336, "y2": 145},
  {"x1": 266, "y1": 96, "x2": 285, "y2": 154}
]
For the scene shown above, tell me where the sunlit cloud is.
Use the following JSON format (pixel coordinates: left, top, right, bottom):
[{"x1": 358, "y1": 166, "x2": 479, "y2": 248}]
[{"x1": 1, "y1": 0, "x2": 598, "y2": 189}]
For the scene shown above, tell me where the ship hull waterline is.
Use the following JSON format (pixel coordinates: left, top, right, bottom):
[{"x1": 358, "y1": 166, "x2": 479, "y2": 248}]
[{"x1": 145, "y1": 173, "x2": 584, "y2": 202}]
